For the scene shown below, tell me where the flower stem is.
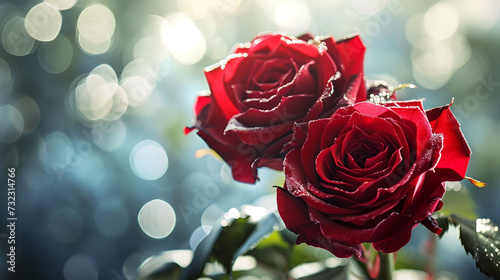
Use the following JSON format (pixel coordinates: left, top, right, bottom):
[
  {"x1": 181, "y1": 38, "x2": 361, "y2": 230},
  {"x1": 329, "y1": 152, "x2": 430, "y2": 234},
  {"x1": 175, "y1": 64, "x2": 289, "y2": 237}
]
[{"x1": 377, "y1": 252, "x2": 394, "y2": 280}]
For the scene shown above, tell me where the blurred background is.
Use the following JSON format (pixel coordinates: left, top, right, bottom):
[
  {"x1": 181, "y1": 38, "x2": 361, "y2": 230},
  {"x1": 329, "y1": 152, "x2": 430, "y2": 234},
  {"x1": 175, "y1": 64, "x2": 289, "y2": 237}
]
[{"x1": 0, "y1": 0, "x2": 499, "y2": 279}]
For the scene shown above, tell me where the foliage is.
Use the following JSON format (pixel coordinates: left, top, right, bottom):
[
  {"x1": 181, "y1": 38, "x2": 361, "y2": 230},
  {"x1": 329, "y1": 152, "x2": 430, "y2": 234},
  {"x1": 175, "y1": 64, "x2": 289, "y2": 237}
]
[{"x1": 437, "y1": 215, "x2": 500, "y2": 279}]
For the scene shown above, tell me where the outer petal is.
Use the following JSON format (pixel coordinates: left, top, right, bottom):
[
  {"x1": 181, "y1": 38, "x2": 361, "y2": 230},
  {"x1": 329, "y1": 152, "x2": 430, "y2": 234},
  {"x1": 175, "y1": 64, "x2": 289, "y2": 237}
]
[
  {"x1": 184, "y1": 94, "x2": 211, "y2": 135},
  {"x1": 426, "y1": 103, "x2": 471, "y2": 180},
  {"x1": 335, "y1": 35, "x2": 366, "y2": 103},
  {"x1": 277, "y1": 187, "x2": 363, "y2": 258},
  {"x1": 188, "y1": 98, "x2": 257, "y2": 183},
  {"x1": 196, "y1": 129, "x2": 256, "y2": 183},
  {"x1": 205, "y1": 62, "x2": 241, "y2": 119},
  {"x1": 336, "y1": 35, "x2": 365, "y2": 84}
]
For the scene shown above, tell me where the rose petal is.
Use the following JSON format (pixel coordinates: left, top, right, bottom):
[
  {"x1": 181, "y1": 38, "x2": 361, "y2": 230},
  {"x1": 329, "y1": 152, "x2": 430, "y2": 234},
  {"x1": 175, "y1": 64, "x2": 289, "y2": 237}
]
[
  {"x1": 426, "y1": 103, "x2": 471, "y2": 180},
  {"x1": 300, "y1": 119, "x2": 331, "y2": 184},
  {"x1": 277, "y1": 188, "x2": 363, "y2": 258},
  {"x1": 239, "y1": 98, "x2": 311, "y2": 127},
  {"x1": 282, "y1": 122, "x2": 309, "y2": 155},
  {"x1": 335, "y1": 35, "x2": 366, "y2": 102},
  {"x1": 225, "y1": 117, "x2": 293, "y2": 145},
  {"x1": 204, "y1": 65, "x2": 240, "y2": 119},
  {"x1": 196, "y1": 130, "x2": 256, "y2": 183}
]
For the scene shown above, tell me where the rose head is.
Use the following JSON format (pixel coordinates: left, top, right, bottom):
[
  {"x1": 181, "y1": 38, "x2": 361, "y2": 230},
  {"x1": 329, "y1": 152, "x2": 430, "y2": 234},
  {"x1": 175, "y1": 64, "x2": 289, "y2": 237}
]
[
  {"x1": 185, "y1": 32, "x2": 366, "y2": 183},
  {"x1": 277, "y1": 100, "x2": 471, "y2": 258}
]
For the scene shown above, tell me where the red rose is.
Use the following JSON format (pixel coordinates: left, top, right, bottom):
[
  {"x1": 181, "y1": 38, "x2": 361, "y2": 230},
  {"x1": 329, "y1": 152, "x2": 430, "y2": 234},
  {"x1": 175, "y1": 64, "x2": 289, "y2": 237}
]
[
  {"x1": 185, "y1": 32, "x2": 366, "y2": 183},
  {"x1": 277, "y1": 100, "x2": 471, "y2": 258}
]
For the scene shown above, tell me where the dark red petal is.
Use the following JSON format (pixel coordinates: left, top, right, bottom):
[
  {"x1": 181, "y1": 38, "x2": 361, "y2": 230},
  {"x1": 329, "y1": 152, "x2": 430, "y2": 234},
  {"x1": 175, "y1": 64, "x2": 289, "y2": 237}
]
[
  {"x1": 300, "y1": 119, "x2": 331, "y2": 184},
  {"x1": 426, "y1": 103, "x2": 471, "y2": 180},
  {"x1": 320, "y1": 113, "x2": 351, "y2": 149},
  {"x1": 277, "y1": 186, "x2": 312, "y2": 228},
  {"x1": 386, "y1": 106, "x2": 434, "y2": 157},
  {"x1": 316, "y1": 147, "x2": 338, "y2": 182},
  {"x1": 283, "y1": 148, "x2": 312, "y2": 196},
  {"x1": 297, "y1": 33, "x2": 314, "y2": 41},
  {"x1": 277, "y1": 188, "x2": 363, "y2": 259},
  {"x1": 249, "y1": 58, "x2": 297, "y2": 92},
  {"x1": 193, "y1": 94, "x2": 211, "y2": 116},
  {"x1": 284, "y1": 149, "x2": 363, "y2": 215},
  {"x1": 301, "y1": 235, "x2": 363, "y2": 259},
  {"x1": 372, "y1": 219, "x2": 415, "y2": 253},
  {"x1": 293, "y1": 61, "x2": 320, "y2": 96},
  {"x1": 309, "y1": 208, "x2": 410, "y2": 245},
  {"x1": 278, "y1": 38, "x2": 321, "y2": 60},
  {"x1": 235, "y1": 94, "x2": 316, "y2": 127},
  {"x1": 383, "y1": 100, "x2": 426, "y2": 112},
  {"x1": 195, "y1": 130, "x2": 256, "y2": 183},
  {"x1": 421, "y1": 216, "x2": 443, "y2": 235},
  {"x1": 225, "y1": 118, "x2": 293, "y2": 145},
  {"x1": 374, "y1": 176, "x2": 447, "y2": 253},
  {"x1": 282, "y1": 122, "x2": 309, "y2": 155},
  {"x1": 403, "y1": 170, "x2": 446, "y2": 216},
  {"x1": 323, "y1": 73, "x2": 364, "y2": 118},
  {"x1": 335, "y1": 35, "x2": 366, "y2": 103},
  {"x1": 350, "y1": 102, "x2": 393, "y2": 117},
  {"x1": 188, "y1": 93, "x2": 259, "y2": 184},
  {"x1": 336, "y1": 34, "x2": 365, "y2": 73},
  {"x1": 204, "y1": 65, "x2": 240, "y2": 119}
]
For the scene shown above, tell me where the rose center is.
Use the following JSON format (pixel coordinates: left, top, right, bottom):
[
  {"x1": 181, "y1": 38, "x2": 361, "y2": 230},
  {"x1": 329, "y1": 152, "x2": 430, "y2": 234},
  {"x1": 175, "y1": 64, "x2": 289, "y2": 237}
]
[
  {"x1": 248, "y1": 58, "x2": 297, "y2": 91},
  {"x1": 345, "y1": 139, "x2": 387, "y2": 169}
]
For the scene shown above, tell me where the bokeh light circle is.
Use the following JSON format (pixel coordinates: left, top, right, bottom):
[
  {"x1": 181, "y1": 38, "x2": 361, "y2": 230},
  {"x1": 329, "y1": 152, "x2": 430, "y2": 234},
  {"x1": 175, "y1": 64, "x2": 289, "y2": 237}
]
[
  {"x1": 37, "y1": 34, "x2": 73, "y2": 74},
  {"x1": 14, "y1": 96, "x2": 41, "y2": 134},
  {"x1": 190, "y1": 225, "x2": 212, "y2": 251},
  {"x1": 92, "y1": 120, "x2": 127, "y2": 152},
  {"x1": 424, "y1": 2, "x2": 460, "y2": 40},
  {"x1": 77, "y1": 4, "x2": 115, "y2": 54},
  {"x1": 77, "y1": 32, "x2": 112, "y2": 55},
  {"x1": 2, "y1": 16, "x2": 36, "y2": 56},
  {"x1": 63, "y1": 254, "x2": 99, "y2": 280},
  {"x1": 138, "y1": 199, "x2": 176, "y2": 239},
  {"x1": 103, "y1": 85, "x2": 128, "y2": 121},
  {"x1": 38, "y1": 131, "x2": 74, "y2": 170},
  {"x1": 130, "y1": 140, "x2": 168, "y2": 180},
  {"x1": 45, "y1": 0, "x2": 78, "y2": 11},
  {"x1": 349, "y1": 0, "x2": 379, "y2": 16},
  {"x1": 160, "y1": 12, "x2": 206, "y2": 65},
  {"x1": 0, "y1": 105, "x2": 24, "y2": 143},
  {"x1": 274, "y1": 0, "x2": 311, "y2": 35},
  {"x1": 75, "y1": 72, "x2": 116, "y2": 120},
  {"x1": 25, "y1": 3, "x2": 62, "y2": 42},
  {"x1": 0, "y1": 57, "x2": 14, "y2": 100},
  {"x1": 77, "y1": 4, "x2": 115, "y2": 43}
]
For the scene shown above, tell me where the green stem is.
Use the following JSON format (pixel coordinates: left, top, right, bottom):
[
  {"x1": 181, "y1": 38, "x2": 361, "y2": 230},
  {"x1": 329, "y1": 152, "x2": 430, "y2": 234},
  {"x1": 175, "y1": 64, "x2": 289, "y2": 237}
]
[{"x1": 378, "y1": 252, "x2": 394, "y2": 280}]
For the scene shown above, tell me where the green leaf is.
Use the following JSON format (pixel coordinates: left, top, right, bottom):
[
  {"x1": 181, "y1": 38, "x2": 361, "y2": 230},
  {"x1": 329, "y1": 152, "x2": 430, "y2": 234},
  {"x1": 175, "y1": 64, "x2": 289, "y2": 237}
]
[
  {"x1": 247, "y1": 231, "x2": 293, "y2": 271},
  {"x1": 180, "y1": 208, "x2": 281, "y2": 279},
  {"x1": 213, "y1": 216, "x2": 257, "y2": 275},
  {"x1": 441, "y1": 215, "x2": 500, "y2": 279},
  {"x1": 180, "y1": 225, "x2": 224, "y2": 280},
  {"x1": 231, "y1": 212, "x2": 280, "y2": 262},
  {"x1": 436, "y1": 216, "x2": 450, "y2": 239},
  {"x1": 289, "y1": 258, "x2": 365, "y2": 280},
  {"x1": 254, "y1": 230, "x2": 291, "y2": 250},
  {"x1": 135, "y1": 250, "x2": 192, "y2": 280}
]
